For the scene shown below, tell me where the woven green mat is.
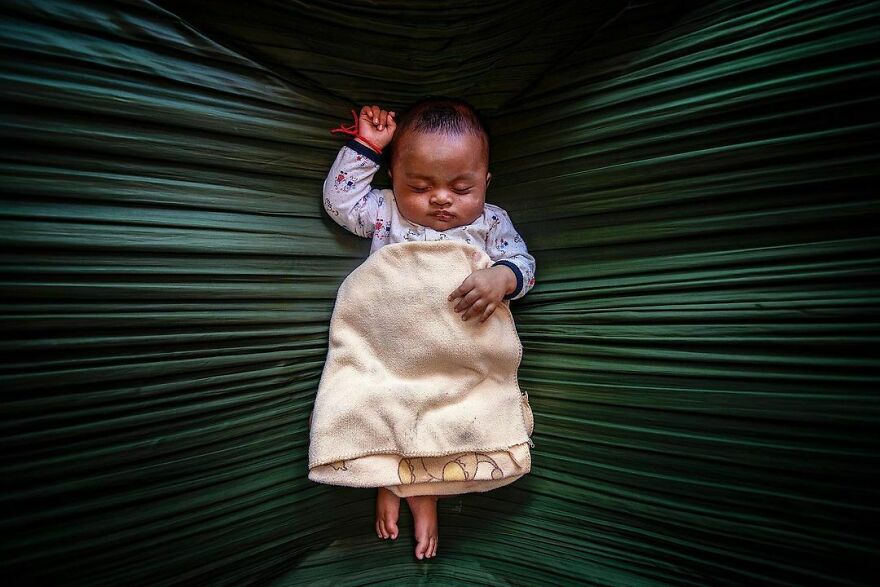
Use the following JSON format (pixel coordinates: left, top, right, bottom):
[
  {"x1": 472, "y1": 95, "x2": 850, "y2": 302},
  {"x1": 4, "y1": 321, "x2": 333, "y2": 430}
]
[{"x1": 2, "y1": 1, "x2": 877, "y2": 584}]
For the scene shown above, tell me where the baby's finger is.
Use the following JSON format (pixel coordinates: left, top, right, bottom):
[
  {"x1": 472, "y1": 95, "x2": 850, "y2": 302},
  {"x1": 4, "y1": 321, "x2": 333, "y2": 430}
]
[
  {"x1": 461, "y1": 298, "x2": 486, "y2": 321},
  {"x1": 386, "y1": 112, "x2": 397, "y2": 131},
  {"x1": 378, "y1": 110, "x2": 389, "y2": 131},
  {"x1": 448, "y1": 281, "x2": 471, "y2": 303},
  {"x1": 360, "y1": 106, "x2": 376, "y2": 128},
  {"x1": 370, "y1": 104, "x2": 380, "y2": 125},
  {"x1": 360, "y1": 105, "x2": 376, "y2": 126},
  {"x1": 478, "y1": 302, "x2": 497, "y2": 323},
  {"x1": 453, "y1": 289, "x2": 480, "y2": 313}
]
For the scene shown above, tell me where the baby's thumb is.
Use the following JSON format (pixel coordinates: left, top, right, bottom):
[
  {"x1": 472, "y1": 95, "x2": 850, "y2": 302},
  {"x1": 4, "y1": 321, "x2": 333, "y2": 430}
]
[{"x1": 386, "y1": 112, "x2": 398, "y2": 131}]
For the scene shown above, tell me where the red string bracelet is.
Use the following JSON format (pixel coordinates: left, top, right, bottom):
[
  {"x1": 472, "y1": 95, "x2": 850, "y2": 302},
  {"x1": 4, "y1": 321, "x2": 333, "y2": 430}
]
[{"x1": 329, "y1": 109, "x2": 384, "y2": 155}]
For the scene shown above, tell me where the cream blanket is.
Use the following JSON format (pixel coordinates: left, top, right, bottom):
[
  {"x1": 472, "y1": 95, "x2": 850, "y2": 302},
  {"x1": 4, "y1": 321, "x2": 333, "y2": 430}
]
[{"x1": 308, "y1": 240, "x2": 534, "y2": 496}]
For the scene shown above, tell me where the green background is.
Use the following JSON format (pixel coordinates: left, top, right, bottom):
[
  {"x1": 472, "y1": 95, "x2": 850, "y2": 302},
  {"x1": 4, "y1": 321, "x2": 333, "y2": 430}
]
[{"x1": 2, "y1": 0, "x2": 878, "y2": 585}]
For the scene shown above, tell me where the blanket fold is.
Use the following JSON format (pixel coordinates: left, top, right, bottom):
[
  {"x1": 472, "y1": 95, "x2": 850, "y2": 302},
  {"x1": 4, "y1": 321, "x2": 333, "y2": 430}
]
[{"x1": 308, "y1": 240, "x2": 534, "y2": 494}]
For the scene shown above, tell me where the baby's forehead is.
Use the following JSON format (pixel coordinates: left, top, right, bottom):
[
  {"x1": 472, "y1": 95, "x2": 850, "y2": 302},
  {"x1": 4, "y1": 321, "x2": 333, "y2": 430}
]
[
  {"x1": 404, "y1": 169, "x2": 480, "y2": 182},
  {"x1": 398, "y1": 128, "x2": 487, "y2": 148},
  {"x1": 393, "y1": 130, "x2": 489, "y2": 167}
]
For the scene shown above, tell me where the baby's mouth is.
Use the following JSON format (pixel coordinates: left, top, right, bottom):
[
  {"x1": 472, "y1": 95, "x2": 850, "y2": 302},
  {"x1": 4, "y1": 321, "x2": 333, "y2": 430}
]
[{"x1": 433, "y1": 211, "x2": 454, "y2": 220}]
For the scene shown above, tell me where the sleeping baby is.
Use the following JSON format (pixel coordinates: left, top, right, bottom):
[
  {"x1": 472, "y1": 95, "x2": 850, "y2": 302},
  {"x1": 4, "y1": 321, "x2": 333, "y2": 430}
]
[{"x1": 318, "y1": 96, "x2": 536, "y2": 560}]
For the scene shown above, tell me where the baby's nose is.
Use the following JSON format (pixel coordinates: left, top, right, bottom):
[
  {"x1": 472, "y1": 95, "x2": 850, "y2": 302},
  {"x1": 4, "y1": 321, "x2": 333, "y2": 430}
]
[{"x1": 431, "y1": 190, "x2": 453, "y2": 204}]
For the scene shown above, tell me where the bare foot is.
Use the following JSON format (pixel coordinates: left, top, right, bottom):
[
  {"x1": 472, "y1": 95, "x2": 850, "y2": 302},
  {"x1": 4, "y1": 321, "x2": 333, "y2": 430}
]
[
  {"x1": 405, "y1": 494, "x2": 439, "y2": 559},
  {"x1": 375, "y1": 487, "x2": 400, "y2": 540}
]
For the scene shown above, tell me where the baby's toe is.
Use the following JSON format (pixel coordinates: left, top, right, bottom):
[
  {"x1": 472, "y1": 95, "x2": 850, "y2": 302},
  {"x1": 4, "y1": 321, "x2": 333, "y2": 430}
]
[
  {"x1": 385, "y1": 518, "x2": 399, "y2": 540},
  {"x1": 377, "y1": 519, "x2": 388, "y2": 539},
  {"x1": 414, "y1": 534, "x2": 436, "y2": 560},
  {"x1": 414, "y1": 540, "x2": 428, "y2": 560}
]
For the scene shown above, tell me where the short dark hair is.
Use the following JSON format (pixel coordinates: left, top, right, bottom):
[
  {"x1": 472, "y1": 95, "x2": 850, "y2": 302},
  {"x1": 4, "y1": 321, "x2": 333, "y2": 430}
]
[{"x1": 387, "y1": 96, "x2": 491, "y2": 169}]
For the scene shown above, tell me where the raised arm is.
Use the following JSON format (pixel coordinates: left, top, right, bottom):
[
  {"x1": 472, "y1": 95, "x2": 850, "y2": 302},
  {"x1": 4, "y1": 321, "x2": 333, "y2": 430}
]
[
  {"x1": 323, "y1": 139, "x2": 386, "y2": 238},
  {"x1": 323, "y1": 106, "x2": 397, "y2": 238}
]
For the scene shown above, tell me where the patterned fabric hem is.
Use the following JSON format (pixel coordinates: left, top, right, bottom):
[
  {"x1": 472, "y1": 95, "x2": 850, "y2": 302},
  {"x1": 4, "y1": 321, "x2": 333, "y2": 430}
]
[{"x1": 309, "y1": 441, "x2": 531, "y2": 496}]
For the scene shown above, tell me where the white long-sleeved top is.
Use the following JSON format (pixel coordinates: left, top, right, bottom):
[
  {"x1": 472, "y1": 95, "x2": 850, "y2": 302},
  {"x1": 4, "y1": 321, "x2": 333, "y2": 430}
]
[{"x1": 322, "y1": 138, "x2": 536, "y2": 301}]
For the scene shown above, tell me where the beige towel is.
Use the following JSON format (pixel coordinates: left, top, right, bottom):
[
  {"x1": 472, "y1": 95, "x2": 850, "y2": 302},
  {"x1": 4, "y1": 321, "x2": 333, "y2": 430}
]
[{"x1": 308, "y1": 240, "x2": 534, "y2": 490}]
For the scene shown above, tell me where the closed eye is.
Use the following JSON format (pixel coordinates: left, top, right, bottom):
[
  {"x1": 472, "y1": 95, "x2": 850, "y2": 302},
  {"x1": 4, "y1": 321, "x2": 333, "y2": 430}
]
[{"x1": 407, "y1": 186, "x2": 472, "y2": 194}]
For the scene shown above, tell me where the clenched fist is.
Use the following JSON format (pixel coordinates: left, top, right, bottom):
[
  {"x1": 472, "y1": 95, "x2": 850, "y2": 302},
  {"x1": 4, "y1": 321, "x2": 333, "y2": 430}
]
[{"x1": 355, "y1": 104, "x2": 397, "y2": 153}]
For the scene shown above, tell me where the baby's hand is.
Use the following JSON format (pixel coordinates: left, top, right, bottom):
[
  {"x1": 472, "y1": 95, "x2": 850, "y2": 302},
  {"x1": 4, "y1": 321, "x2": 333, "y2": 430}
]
[
  {"x1": 448, "y1": 266, "x2": 518, "y2": 323},
  {"x1": 356, "y1": 105, "x2": 397, "y2": 153}
]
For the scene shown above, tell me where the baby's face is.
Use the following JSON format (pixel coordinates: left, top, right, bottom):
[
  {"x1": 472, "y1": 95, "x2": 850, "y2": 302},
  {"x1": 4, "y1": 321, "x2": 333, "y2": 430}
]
[{"x1": 388, "y1": 130, "x2": 491, "y2": 231}]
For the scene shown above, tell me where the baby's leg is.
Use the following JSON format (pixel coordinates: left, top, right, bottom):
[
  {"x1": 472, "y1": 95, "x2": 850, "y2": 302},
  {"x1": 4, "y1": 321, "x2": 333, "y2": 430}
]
[
  {"x1": 375, "y1": 487, "x2": 400, "y2": 540},
  {"x1": 406, "y1": 494, "x2": 439, "y2": 559}
]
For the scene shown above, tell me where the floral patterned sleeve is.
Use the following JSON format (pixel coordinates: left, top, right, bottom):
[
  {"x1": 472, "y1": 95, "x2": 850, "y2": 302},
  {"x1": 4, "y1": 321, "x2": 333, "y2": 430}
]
[
  {"x1": 322, "y1": 139, "x2": 386, "y2": 238},
  {"x1": 485, "y1": 205, "x2": 536, "y2": 301}
]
